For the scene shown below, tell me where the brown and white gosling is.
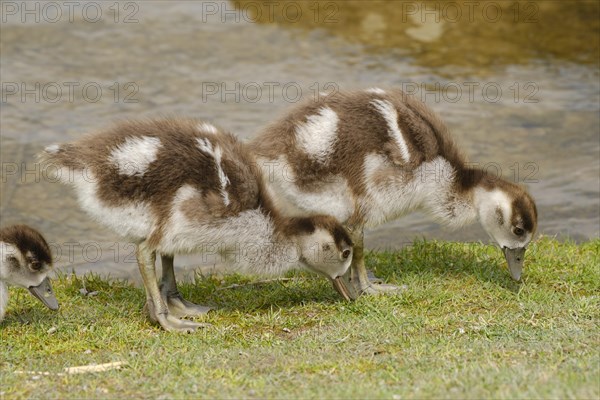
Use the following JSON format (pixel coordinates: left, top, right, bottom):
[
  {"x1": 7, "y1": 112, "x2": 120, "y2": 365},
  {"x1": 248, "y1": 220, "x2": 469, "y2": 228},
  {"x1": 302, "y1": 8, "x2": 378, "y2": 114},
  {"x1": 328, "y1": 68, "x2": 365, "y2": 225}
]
[
  {"x1": 250, "y1": 88, "x2": 538, "y2": 300},
  {"x1": 1, "y1": 225, "x2": 59, "y2": 322},
  {"x1": 41, "y1": 119, "x2": 353, "y2": 332}
]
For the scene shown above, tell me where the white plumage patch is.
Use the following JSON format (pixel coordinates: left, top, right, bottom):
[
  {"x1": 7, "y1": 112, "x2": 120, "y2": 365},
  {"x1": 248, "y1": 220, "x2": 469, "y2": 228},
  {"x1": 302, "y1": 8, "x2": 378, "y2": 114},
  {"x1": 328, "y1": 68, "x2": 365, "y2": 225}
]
[
  {"x1": 44, "y1": 144, "x2": 60, "y2": 154},
  {"x1": 366, "y1": 87, "x2": 386, "y2": 95},
  {"x1": 295, "y1": 107, "x2": 339, "y2": 164},
  {"x1": 196, "y1": 138, "x2": 231, "y2": 206},
  {"x1": 370, "y1": 99, "x2": 411, "y2": 164},
  {"x1": 197, "y1": 122, "x2": 219, "y2": 134},
  {"x1": 108, "y1": 136, "x2": 162, "y2": 177}
]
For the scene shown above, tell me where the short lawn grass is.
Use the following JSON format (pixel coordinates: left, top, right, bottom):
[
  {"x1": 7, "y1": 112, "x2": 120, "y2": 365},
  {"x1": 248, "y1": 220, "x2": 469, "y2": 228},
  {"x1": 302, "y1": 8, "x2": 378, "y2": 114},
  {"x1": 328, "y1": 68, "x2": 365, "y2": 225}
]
[{"x1": 1, "y1": 236, "x2": 598, "y2": 399}]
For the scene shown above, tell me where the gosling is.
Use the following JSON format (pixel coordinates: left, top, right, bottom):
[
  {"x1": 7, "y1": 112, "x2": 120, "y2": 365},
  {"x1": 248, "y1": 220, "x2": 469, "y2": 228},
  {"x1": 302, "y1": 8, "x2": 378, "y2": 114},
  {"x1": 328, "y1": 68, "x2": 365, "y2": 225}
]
[
  {"x1": 41, "y1": 119, "x2": 353, "y2": 332},
  {"x1": 250, "y1": 88, "x2": 538, "y2": 299}
]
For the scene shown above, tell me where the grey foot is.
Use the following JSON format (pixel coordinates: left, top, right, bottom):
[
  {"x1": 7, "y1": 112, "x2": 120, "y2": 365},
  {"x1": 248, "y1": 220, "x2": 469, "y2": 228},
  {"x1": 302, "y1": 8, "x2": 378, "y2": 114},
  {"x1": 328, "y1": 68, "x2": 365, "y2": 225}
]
[
  {"x1": 155, "y1": 312, "x2": 207, "y2": 333},
  {"x1": 332, "y1": 269, "x2": 404, "y2": 300},
  {"x1": 366, "y1": 269, "x2": 384, "y2": 284},
  {"x1": 365, "y1": 270, "x2": 406, "y2": 294},
  {"x1": 165, "y1": 292, "x2": 212, "y2": 318},
  {"x1": 360, "y1": 282, "x2": 406, "y2": 295},
  {"x1": 145, "y1": 299, "x2": 210, "y2": 333}
]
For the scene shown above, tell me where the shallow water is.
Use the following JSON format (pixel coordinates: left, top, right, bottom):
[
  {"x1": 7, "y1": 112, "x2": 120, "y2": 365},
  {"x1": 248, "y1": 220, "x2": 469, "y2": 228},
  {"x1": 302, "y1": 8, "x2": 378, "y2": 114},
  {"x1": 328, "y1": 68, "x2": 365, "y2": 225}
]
[{"x1": 1, "y1": 1, "x2": 598, "y2": 281}]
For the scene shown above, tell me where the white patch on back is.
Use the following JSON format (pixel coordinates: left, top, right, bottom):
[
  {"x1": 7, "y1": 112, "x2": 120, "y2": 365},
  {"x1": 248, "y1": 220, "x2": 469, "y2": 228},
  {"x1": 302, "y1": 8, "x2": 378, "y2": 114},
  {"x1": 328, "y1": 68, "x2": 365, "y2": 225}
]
[
  {"x1": 196, "y1": 138, "x2": 231, "y2": 206},
  {"x1": 366, "y1": 87, "x2": 386, "y2": 95},
  {"x1": 256, "y1": 156, "x2": 354, "y2": 222},
  {"x1": 197, "y1": 122, "x2": 219, "y2": 134},
  {"x1": 45, "y1": 144, "x2": 60, "y2": 154},
  {"x1": 371, "y1": 99, "x2": 411, "y2": 164},
  {"x1": 295, "y1": 107, "x2": 339, "y2": 164},
  {"x1": 108, "y1": 136, "x2": 162, "y2": 177}
]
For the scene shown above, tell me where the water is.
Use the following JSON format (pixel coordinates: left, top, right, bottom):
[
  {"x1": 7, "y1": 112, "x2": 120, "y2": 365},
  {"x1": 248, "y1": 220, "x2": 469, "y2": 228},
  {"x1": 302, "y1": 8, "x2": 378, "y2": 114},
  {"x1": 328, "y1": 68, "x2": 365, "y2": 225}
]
[{"x1": 1, "y1": 1, "x2": 598, "y2": 281}]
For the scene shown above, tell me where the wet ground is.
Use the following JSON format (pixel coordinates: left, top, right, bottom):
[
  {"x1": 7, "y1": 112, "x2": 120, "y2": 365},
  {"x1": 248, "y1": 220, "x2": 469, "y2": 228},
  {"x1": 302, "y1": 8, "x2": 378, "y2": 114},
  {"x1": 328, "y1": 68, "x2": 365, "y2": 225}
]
[{"x1": 1, "y1": 1, "x2": 598, "y2": 282}]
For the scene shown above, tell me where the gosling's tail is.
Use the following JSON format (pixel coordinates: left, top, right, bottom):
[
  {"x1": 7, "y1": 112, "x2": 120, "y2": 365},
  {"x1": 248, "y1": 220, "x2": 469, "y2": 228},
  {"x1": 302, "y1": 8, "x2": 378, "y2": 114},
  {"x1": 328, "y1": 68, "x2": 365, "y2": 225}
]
[{"x1": 38, "y1": 143, "x2": 86, "y2": 170}]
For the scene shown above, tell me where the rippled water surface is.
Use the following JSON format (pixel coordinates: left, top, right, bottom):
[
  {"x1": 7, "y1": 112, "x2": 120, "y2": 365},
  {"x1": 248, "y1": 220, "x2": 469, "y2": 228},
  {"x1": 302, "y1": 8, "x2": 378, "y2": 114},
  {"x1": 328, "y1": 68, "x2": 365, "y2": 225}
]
[{"x1": 1, "y1": 1, "x2": 598, "y2": 279}]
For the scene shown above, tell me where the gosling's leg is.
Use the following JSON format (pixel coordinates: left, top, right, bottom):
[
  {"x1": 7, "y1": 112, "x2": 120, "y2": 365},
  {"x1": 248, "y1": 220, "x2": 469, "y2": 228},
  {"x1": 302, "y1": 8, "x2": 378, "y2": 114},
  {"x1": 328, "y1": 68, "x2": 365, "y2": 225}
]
[
  {"x1": 137, "y1": 241, "x2": 203, "y2": 332},
  {"x1": 332, "y1": 227, "x2": 404, "y2": 300},
  {"x1": 159, "y1": 254, "x2": 211, "y2": 318}
]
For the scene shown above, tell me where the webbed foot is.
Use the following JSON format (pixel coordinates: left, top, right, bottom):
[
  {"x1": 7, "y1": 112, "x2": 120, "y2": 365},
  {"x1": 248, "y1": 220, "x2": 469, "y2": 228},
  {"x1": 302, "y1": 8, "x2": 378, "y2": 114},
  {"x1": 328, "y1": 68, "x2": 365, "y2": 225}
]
[
  {"x1": 145, "y1": 298, "x2": 210, "y2": 332},
  {"x1": 360, "y1": 279, "x2": 406, "y2": 296},
  {"x1": 161, "y1": 288, "x2": 212, "y2": 318},
  {"x1": 332, "y1": 269, "x2": 405, "y2": 300},
  {"x1": 155, "y1": 312, "x2": 207, "y2": 333}
]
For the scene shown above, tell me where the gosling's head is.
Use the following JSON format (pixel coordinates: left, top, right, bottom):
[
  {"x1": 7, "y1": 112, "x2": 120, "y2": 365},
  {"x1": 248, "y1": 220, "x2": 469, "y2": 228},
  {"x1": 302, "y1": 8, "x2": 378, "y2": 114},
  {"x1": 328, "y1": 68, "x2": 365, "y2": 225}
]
[
  {"x1": 0, "y1": 225, "x2": 59, "y2": 310},
  {"x1": 475, "y1": 184, "x2": 538, "y2": 281},
  {"x1": 283, "y1": 216, "x2": 353, "y2": 280}
]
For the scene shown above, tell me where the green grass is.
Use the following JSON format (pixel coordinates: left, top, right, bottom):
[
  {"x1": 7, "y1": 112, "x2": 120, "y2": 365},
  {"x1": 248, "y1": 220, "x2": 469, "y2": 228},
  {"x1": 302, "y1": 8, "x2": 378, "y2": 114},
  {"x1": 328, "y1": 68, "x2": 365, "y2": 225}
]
[{"x1": 2, "y1": 236, "x2": 599, "y2": 399}]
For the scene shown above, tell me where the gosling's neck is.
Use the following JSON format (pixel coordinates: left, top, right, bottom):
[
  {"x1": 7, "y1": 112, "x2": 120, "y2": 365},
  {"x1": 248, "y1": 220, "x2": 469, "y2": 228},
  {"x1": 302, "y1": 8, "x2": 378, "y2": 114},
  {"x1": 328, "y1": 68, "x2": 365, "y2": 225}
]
[
  {"x1": 415, "y1": 158, "x2": 475, "y2": 229},
  {"x1": 222, "y1": 209, "x2": 301, "y2": 276},
  {"x1": 237, "y1": 180, "x2": 305, "y2": 275},
  {"x1": 420, "y1": 161, "x2": 511, "y2": 230},
  {"x1": 255, "y1": 232, "x2": 301, "y2": 275}
]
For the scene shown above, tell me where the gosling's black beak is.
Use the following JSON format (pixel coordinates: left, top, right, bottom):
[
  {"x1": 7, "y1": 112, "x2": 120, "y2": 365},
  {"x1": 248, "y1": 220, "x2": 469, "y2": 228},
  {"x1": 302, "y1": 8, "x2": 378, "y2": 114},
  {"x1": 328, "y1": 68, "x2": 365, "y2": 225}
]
[
  {"x1": 28, "y1": 277, "x2": 59, "y2": 310},
  {"x1": 331, "y1": 275, "x2": 353, "y2": 301},
  {"x1": 502, "y1": 247, "x2": 526, "y2": 281}
]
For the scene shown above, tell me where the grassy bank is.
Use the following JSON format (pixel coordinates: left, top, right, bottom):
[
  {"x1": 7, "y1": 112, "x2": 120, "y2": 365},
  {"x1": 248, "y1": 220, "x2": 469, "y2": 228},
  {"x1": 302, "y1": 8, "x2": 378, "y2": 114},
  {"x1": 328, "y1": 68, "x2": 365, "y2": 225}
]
[{"x1": 2, "y1": 237, "x2": 598, "y2": 399}]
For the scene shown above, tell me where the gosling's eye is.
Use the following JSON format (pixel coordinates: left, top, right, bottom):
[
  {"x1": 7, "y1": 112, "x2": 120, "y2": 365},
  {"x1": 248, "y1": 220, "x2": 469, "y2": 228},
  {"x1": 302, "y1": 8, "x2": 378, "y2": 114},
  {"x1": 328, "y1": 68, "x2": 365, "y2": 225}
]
[
  {"x1": 342, "y1": 249, "x2": 351, "y2": 259},
  {"x1": 28, "y1": 259, "x2": 43, "y2": 271},
  {"x1": 513, "y1": 227, "x2": 525, "y2": 236}
]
